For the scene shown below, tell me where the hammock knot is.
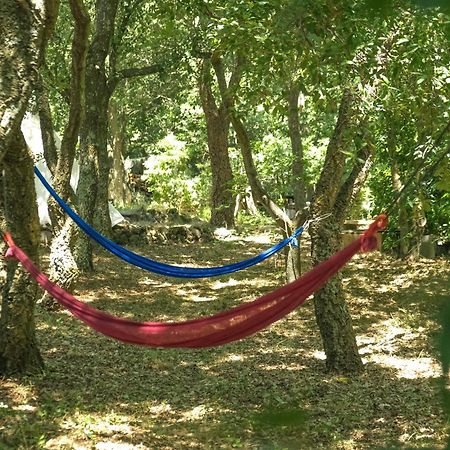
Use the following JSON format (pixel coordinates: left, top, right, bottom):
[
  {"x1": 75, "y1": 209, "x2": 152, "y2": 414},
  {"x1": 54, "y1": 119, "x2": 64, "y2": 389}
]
[
  {"x1": 2, "y1": 232, "x2": 15, "y2": 248},
  {"x1": 360, "y1": 214, "x2": 388, "y2": 253},
  {"x1": 5, "y1": 247, "x2": 15, "y2": 259}
]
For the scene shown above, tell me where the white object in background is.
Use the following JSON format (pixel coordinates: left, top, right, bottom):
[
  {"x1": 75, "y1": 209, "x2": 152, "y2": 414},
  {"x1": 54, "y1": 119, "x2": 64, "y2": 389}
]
[{"x1": 21, "y1": 113, "x2": 124, "y2": 227}]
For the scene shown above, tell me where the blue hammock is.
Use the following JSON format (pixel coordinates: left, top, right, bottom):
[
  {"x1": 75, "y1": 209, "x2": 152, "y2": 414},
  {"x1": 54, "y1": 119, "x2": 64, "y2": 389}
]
[{"x1": 35, "y1": 166, "x2": 304, "y2": 278}]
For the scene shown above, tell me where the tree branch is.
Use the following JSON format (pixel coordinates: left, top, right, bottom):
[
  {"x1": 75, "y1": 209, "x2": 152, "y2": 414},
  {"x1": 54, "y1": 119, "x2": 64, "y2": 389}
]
[
  {"x1": 333, "y1": 140, "x2": 374, "y2": 223},
  {"x1": 109, "y1": 63, "x2": 163, "y2": 92},
  {"x1": 232, "y1": 113, "x2": 292, "y2": 231},
  {"x1": 311, "y1": 89, "x2": 354, "y2": 215}
]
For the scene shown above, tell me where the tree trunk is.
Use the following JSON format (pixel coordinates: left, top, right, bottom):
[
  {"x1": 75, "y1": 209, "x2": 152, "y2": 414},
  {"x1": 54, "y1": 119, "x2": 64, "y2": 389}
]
[
  {"x1": 39, "y1": 0, "x2": 89, "y2": 305},
  {"x1": 285, "y1": 84, "x2": 309, "y2": 281},
  {"x1": 310, "y1": 90, "x2": 364, "y2": 373},
  {"x1": 0, "y1": 1, "x2": 51, "y2": 157},
  {"x1": 312, "y1": 222, "x2": 363, "y2": 373},
  {"x1": 0, "y1": 132, "x2": 43, "y2": 375},
  {"x1": 286, "y1": 84, "x2": 308, "y2": 217},
  {"x1": 199, "y1": 61, "x2": 235, "y2": 228},
  {"x1": 387, "y1": 117, "x2": 409, "y2": 257},
  {"x1": 76, "y1": 0, "x2": 119, "y2": 270},
  {"x1": 109, "y1": 99, "x2": 132, "y2": 205},
  {"x1": 0, "y1": 0, "x2": 59, "y2": 375}
]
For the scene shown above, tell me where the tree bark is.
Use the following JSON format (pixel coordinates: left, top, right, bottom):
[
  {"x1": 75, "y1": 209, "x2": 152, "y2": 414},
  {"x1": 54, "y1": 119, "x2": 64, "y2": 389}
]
[
  {"x1": 199, "y1": 60, "x2": 235, "y2": 228},
  {"x1": 386, "y1": 117, "x2": 409, "y2": 257},
  {"x1": 285, "y1": 83, "x2": 309, "y2": 281},
  {"x1": 75, "y1": 0, "x2": 119, "y2": 271},
  {"x1": 310, "y1": 90, "x2": 365, "y2": 373},
  {"x1": 0, "y1": 0, "x2": 59, "y2": 375},
  {"x1": 109, "y1": 98, "x2": 132, "y2": 205},
  {"x1": 286, "y1": 84, "x2": 308, "y2": 217},
  {"x1": 38, "y1": 0, "x2": 89, "y2": 306},
  {"x1": 0, "y1": 132, "x2": 43, "y2": 374}
]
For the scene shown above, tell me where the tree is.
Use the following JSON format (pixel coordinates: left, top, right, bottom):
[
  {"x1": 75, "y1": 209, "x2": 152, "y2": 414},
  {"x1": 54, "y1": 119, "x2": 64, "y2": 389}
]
[
  {"x1": 75, "y1": 0, "x2": 164, "y2": 271},
  {"x1": 198, "y1": 55, "x2": 243, "y2": 228},
  {"x1": 0, "y1": 0, "x2": 59, "y2": 375},
  {"x1": 39, "y1": 0, "x2": 90, "y2": 306}
]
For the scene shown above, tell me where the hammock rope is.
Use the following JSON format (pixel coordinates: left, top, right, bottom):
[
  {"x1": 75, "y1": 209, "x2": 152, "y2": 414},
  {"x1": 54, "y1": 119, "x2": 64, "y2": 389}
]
[
  {"x1": 3, "y1": 215, "x2": 387, "y2": 348},
  {"x1": 34, "y1": 166, "x2": 306, "y2": 278}
]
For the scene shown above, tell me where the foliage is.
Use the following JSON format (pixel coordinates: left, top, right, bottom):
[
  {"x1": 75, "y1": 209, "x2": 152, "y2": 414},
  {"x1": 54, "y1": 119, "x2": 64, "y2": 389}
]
[{"x1": 142, "y1": 133, "x2": 210, "y2": 215}]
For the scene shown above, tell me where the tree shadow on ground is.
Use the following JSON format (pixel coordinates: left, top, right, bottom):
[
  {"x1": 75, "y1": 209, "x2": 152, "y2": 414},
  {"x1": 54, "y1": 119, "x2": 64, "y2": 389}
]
[{"x1": 1, "y1": 238, "x2": 448, "y2": 449}]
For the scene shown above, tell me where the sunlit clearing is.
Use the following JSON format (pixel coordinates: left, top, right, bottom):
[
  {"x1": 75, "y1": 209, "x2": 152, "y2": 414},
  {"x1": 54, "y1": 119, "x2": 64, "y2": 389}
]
[{"x1": 370, "y1": 354, "x2": 439, "y2": 379}]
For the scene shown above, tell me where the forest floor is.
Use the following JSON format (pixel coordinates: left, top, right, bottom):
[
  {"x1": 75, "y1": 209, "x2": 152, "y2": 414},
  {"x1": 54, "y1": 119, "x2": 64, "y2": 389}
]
[{"x1": 1, "y1": 228, "x2": 450, "y2": 450}]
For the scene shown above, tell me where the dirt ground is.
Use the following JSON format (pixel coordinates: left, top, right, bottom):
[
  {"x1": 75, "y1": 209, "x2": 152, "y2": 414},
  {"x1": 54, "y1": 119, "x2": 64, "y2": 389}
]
[{"x1": 1, "y1": 229, "x2": 449, "y2": 449}]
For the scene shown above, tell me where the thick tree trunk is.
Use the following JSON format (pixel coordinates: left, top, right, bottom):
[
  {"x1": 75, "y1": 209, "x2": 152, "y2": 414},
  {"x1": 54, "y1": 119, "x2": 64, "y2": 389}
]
[
  {"x1": 109, "y1": 99, "x2": 132, "y2": 205},
  {"x1": 199, "y1": 61, "x2": 235, "y2": 228},
  {"x1": 310, "y1": 90, "x2": 364, "y2": 373},
  {"x1": 311, "y1": 220, "x2": 363, "y2": 373},
  {"x1": 39, "y1": 0, "x2": 89, "y2": 305},
  {"x1": 76, "y1": 0, "x2": 119, "y2": 270},
  {"x1": 0, "y1": 2, "x2": 46, "y2": 157},
  {"x1": 0, "y1": 132, "x2": 43, "y2": 374},
  {"x1": 74, "y1": 140, "x2": 98, "y2": 272},
  {"x1": 0, "y1": 0, "x2": 59, "y2": 375}
]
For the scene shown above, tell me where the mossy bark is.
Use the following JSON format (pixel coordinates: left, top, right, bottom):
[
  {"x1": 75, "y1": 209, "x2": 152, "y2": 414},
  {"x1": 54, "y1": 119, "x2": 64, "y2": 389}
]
[
  {"x1": 199, "y1": 60, "x2": 235, "y2": 228},
  {"x1": 0, "y1": 0, "x2": 59, "y2": 375},
  {"x1": 0, "y1": 132, "x2": 43, "y2": 375},
  {"x1": 75, "y1": 0, "x2": 119, "y2": 271}
]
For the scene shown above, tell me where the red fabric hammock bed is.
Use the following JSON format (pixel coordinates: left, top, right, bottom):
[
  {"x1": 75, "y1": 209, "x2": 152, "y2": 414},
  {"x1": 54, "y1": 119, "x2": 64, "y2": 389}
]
[{"x1": 3, "y1": 215, "x2": 387, "y2": 348}]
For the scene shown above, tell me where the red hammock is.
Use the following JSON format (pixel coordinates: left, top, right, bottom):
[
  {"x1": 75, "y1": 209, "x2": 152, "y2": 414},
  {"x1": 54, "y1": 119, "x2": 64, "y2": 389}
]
[{"x1": 3, "y1": 215, "x2": 387, "y2": 348}]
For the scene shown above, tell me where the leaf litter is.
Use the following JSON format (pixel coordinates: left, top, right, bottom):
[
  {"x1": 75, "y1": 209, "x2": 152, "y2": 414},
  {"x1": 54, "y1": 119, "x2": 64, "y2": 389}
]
[{"x1": 1, "y1": 232, "x2": 449, "y2": 449}]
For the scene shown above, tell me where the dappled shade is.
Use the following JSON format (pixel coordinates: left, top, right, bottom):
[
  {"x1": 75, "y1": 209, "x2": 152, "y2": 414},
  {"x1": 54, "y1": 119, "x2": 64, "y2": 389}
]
[{"x1": 3, "y1": 215, "x2": 386, "y2": 348}]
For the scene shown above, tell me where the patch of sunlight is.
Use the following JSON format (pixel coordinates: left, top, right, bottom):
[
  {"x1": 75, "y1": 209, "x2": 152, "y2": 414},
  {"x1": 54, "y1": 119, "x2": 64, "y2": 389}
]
[
  {"x1": 12, "y1": 404, "x2": 36, "y2": 412},
  {"x1": 139, "y1": 278, "x2": 173, "y2": 288},
  {"x1": 75, "y1": 292, "x2": 96, "y2": 303},
  {"x1": 312, "y1": 350, "x2": 326, "y2": 360},
  {"x1": 263, "y1": 364, "x2": 305, "y2": 371},
  {"x1": 62, "y1": 412, "x2": 133, "y2": 437},
  {"x1": 148, "y1": 402, "x2": 172, "y2": 415},
  {"x1": 228, "y1": 353, "x2": 245, "y2": 362},
  {"x1": 181, "y1": 404, "x2": 212, "y2": 421},
  {"x1": 95, "y1": 443, "x2": 147, "y2": 450},
  {"x1": 370, "y1": 354, "x2": 440, "y2": 379},
  {"x1": 44, "y1": 436, "x2": 87, "y2": 449},
  {"x1": 242, "y1": 234, "x2": 272, "y2": 244},
  {"x1": 36, "y1": 323, "x2": 58, "y2": 330},
  {"x1": 391, "y1": 273, "x2": 415, "y2": 289},
  {"x1": 214, "y1": 353, "x2": 246, "y2": 364},
  {"x1": 398, "y1": 427, "x2": 437, "y2": 444},
  {"x1": 190, "y1": 294, "x2": 216, "y2": 302},
  {"x1": 211, "y1": 278, "x2": 240, "y2": 290}
]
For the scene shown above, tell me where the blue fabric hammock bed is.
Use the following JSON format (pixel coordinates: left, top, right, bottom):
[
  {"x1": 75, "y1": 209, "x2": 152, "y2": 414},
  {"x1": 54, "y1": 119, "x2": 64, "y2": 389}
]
[{"x1": 35, "y1": 167, "x2": 305, "y2": 278}]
